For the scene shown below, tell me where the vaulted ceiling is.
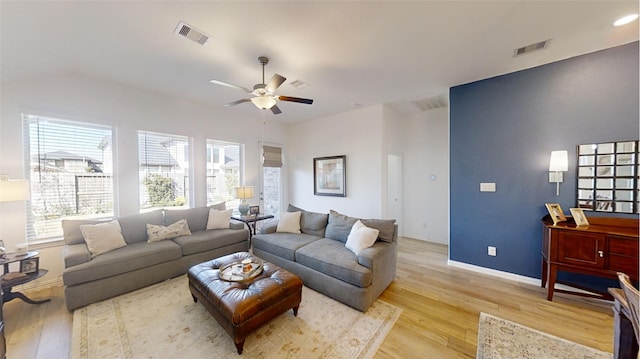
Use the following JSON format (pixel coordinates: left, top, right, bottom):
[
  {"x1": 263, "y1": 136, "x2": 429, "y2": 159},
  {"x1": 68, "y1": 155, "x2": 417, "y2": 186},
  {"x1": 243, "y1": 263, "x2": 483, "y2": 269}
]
[{"x1": 1, "y1": 1, "x2": 638, "y2": 123}]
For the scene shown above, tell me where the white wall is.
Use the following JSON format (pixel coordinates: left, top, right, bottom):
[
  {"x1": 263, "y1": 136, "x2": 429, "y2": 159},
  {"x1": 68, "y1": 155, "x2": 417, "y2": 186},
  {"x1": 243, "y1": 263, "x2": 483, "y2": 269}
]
[
  {"x1": 401, "y1": 107, "x2": 449, "y2": 244},
  {"x1": 287, "y1": 105, "x2": 387, "y2": 218},
  {"x1": 0, "y1": 74, "x2": 287, "y2": 287}
]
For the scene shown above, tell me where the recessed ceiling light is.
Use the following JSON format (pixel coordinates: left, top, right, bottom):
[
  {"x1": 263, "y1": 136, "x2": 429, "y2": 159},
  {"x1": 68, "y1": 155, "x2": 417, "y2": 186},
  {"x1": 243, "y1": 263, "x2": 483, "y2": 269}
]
[{"x1": 614, "y1": 14, "x2": 639, "y2": 26}]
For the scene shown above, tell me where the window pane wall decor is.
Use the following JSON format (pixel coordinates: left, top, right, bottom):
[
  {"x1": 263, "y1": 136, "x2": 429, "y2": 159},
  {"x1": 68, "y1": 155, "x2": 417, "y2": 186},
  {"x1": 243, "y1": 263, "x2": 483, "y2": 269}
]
[{"x1": 576, "y1": 140, "x2": 639, "y2": 214}]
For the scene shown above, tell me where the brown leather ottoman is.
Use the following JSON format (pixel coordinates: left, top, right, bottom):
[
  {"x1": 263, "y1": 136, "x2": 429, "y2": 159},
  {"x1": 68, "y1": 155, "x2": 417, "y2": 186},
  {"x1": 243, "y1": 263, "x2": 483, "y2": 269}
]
[{"x1": 187, "y1": 252, "x2": 303, "y2": 354}]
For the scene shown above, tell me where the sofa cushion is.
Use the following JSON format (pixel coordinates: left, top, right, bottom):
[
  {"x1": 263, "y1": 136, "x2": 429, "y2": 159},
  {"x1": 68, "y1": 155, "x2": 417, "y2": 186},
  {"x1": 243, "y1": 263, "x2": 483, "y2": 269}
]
[
  {"x1": 118, "y1": 210, "x2": 165, "y2": 244},
  {"x1": 79, "y1": 220, "x2": 127, "y2": 257},
  {"x1": 62, "y1": 240, "x2": 182, "y2": 286},
  {"x1": 287, "y1": 204, "x2": 329, "y2": 237},
  {"x1": 295, "y1": 238, "x2": 372, "y2": 288},
  {"x1": 252, "y1": 232, "x2": 321, "y2": 261},
  {"x1": 62, "y1": 219, "x2": 108, "y2": 245},
  {"x1": 171, "y1": 228, "x2": 249, "y2": 256},
  {"x1": 277, "y1": 211, "x2": 301, "y2": 233},
  {"x1": 325, "y1": 210, "x2": 358, "y2": 243},
  {"x1": 361, "y1": 218, "x2": 396, "y2": 243},
  {"x1": 345, "y1": 220, "x2": 379, "y2": 255},
  {"x1": 164, "y1": 207, "x2": 209, "y2": 232},
  {"x1": 206, "y1": 208, "x2": 233, "y2": 229},
  {"x1": 147, "y1": 219, "x2": 191, "y2": 243}
]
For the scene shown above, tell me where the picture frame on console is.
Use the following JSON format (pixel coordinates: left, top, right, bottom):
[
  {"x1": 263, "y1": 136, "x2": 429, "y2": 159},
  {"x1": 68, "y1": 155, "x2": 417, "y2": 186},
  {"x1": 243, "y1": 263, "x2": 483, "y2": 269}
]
[
  {"x1": 314, "y1": 155, "x2": 346, "y2": 197},
  {"x1": 249, "y1": 206, "x2": 260, "y2": 215},
  {"x1": 545, "y1": 203, "x2": 566, "y2": 225},
  {"x1": 569, "y1": 208, "x2": 590, "y2": 226},
  {"x1": 20, "y1": 257, "x2": 39, "y2": 274}
]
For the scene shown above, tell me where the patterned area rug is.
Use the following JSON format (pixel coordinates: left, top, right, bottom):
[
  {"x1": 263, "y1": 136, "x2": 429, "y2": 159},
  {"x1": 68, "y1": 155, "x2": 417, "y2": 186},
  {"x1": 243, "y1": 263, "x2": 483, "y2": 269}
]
[
  {"x1": 71, "y1": 275, "x2": 401, "y2": 359},
  {"x1": 477, "y1": 312, "x2": 612, "y2": 359}
]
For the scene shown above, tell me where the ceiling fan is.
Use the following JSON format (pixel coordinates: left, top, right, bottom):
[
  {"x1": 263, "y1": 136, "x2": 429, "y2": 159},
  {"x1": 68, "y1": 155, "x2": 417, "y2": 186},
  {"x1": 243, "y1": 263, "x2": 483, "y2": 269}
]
[{"x1": 210, "y1": 56, "x2": 314, "y2": 115}]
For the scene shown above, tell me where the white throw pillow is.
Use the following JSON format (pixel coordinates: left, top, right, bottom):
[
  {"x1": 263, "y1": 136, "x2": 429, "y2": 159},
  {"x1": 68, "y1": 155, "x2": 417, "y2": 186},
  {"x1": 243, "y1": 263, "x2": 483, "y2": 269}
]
[
  {"x1": 345, "y1": 220, "x2": 379, "y2": 256},
  {"x1": 206, "y1": 208, "x2": 233, "y2": 230},
  {"x1": 147, "y1": 219, "x2": 192, "y2": 243},
  {"x1": 79, "y1": 220, "x2": 127, "y2": 257},
  {"x1": 276, "y1": 211, "x2": 302, "y2": 233}
]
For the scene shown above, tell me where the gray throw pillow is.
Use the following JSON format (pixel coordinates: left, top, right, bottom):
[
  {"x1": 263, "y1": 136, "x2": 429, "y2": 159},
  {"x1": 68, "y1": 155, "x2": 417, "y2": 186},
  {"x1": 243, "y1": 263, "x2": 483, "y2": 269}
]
[
  {"x1": 324, "y1": 210, "x2": 359, "y2": 243},
  {"x1": 361, "y1": 218, "x2": 396, "y2": 242},
  {"x1": 288, "y1": 204, "x2": 329, "y2": 237}
]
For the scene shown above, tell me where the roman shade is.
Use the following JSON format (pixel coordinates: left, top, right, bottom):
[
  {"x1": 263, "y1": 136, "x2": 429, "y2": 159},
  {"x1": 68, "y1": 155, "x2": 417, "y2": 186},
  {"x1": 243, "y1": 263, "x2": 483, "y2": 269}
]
[{"x1": 263, "y1": 145, "x2": 282, "y2": 168}]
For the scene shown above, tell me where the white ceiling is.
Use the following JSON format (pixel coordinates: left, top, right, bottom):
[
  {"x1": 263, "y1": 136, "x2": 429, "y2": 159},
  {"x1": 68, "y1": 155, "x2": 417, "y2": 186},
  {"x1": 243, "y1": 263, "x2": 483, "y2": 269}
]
[{"x1": 1, "y1": 1, "x2": 638, "y2": 124}]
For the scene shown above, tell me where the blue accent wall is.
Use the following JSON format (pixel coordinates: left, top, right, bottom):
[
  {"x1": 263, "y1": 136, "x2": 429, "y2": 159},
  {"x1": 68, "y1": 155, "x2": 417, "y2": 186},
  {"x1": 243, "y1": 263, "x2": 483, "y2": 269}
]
[{"x1": 449, "y1": 42, "x2": 639, "y2": 284}]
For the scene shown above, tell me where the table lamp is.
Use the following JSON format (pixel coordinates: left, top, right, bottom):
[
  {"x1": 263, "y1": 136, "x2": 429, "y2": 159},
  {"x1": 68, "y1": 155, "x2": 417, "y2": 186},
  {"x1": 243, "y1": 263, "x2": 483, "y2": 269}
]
[
  {"x1": 234, "y1": 186, "x2": 254, "y2": 216},
  {"x1": 0, "y1": 176, "x2": 30, "y2": 258}
]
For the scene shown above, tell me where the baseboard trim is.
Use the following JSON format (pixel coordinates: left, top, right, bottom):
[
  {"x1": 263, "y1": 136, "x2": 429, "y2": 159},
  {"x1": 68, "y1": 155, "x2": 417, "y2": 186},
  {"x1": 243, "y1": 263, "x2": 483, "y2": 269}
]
[
  {"x1": 447, "y1": 260, "x2": 596, "y2": 296},
  {"x1": 448, "y1": 260, "x2": 541, "y2": 286}
]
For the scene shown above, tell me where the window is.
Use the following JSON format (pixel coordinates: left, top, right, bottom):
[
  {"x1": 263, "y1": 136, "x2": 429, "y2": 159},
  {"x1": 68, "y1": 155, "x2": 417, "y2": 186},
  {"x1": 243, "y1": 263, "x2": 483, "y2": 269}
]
[
  {"x1": 206, "y1": 140, "x2": 242, "y2": 207},
  {"x1": 262, "y1": 145, "x2": 282, "y2": 217},
  {"x1": 138, "y1": 131, "x2": 190, "y2": 211},
  {"x1": 23, "y1": 115, "x2": 115, "y2": 241}
]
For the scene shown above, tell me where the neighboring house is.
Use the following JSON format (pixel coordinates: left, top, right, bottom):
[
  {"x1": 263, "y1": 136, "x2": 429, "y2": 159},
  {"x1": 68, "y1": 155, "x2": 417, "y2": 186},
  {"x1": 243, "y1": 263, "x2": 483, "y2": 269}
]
[{"x1": 33, "y1": 150, "x2": 103, "y2": 173}]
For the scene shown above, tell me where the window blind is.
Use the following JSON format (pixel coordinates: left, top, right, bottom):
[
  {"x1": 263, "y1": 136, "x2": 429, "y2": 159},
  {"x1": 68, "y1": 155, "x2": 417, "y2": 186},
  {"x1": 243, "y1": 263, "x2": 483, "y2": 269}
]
[
  {"x1": 206, "y1": 140, "x2": 242, "y2": 206},
  {"x1": 22, "y1": 114, "x2": 115, "y2": 241},
  {"x1": 138, "y1": 130, "x2": 190, "y2": 211}
]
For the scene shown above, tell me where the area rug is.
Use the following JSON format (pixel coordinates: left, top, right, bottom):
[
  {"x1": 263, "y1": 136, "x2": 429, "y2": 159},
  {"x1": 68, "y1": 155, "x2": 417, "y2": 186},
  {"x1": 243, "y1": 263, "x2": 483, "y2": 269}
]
[
  {"x1": 71, "y1": 275, "x2": 401, "y2": 359},
  {"x1": 476, "y1": 312, "x2": 612, "y2": 359}
]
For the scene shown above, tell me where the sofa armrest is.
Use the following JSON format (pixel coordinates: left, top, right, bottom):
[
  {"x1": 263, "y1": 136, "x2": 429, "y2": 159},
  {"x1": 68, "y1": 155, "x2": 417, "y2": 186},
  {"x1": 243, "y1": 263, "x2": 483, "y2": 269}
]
[
  {"x1": 62, "y1": 243, "x2": 91, "y2": 268},
  {"x1": 229, "y1": 221, "x2": 245, "y2": 230},
  {"x1": 259, "y1": 219, "x2": 279, "y2": 234},
  {"x1": 357, "y1": 241, "x2": 398, "y2": 297}
]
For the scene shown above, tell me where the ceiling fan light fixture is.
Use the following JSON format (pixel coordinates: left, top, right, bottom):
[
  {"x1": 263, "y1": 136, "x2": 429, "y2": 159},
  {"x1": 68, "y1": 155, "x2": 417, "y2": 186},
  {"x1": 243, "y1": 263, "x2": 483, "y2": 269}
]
[{"x1": 251, "y1": 96, "x2": 277, "y2": 109}]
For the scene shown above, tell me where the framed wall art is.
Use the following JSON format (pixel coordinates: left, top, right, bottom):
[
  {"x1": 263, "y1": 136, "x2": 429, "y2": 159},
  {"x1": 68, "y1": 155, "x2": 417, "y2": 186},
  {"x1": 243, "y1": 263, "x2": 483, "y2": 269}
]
[{"x1": 314, "y1": 155, "x2": 346, "y2": 197}]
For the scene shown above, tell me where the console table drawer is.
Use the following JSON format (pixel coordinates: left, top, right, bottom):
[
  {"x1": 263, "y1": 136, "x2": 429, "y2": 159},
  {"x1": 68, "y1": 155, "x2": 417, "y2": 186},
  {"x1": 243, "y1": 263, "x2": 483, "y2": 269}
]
[{"x1": 608, "y1": 237, "x2": 639, "y2": 256}]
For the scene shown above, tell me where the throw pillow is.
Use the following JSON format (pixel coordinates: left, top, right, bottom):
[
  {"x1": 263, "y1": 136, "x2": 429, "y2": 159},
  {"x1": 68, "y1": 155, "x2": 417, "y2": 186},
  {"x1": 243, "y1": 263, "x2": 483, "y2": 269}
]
[
  {"x1": 276, "y1": 211, "x2": 302, "y2": 233},
  {"x1": 361, "y1": 218, "x2": 396, "y2": 242},
  {"x1": 325, "y1": 210, "x2": 359, "y2": 243},
  {"x1": 147, "y1": 219, "x2": 191, "y2": 243},
  {"x1": 209, "y1": 202, "x2": 226, "y2": 211},
  {"x1": 206, "y1": 208, "x2": 233, "y2": 230},
  {"x1": 79, "y1": 220, "x2": 127, "y2": 257},
  {"x1": 287, "y1": 204, "x2": 328, "y2": 236},
  {"x1": 345, "y1": 220, "x2": 379, "y2": 256}
]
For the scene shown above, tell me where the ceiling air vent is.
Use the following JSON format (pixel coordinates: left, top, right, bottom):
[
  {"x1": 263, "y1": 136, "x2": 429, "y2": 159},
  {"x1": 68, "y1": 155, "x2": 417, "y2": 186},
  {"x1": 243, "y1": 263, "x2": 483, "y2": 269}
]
[
  {"x1": 174, "y1": 21, "x2": 210, "y2": 45},
  {"x1": 514, "y1": 39, "x2": 550, "y2": 57},
  {"x1": 413, "y1": 94, "x2": 448, "y2": 111}
]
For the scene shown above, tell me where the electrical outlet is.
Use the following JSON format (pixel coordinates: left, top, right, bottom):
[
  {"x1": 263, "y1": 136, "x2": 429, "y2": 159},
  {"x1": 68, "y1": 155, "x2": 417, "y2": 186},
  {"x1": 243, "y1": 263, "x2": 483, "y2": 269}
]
[{"x1": 488, "y1": 246, "x2": 497, "y2": 256}]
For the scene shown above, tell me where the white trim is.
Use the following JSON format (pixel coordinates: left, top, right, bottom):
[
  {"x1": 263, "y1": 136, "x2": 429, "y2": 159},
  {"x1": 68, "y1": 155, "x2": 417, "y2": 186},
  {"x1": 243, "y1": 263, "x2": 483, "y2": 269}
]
[
  {"x1": 447, "y1": 260, "x2": 597, "y2": 296},
  {"x1": 448, "y1": 260, "x2": 541, "y2": 286}
]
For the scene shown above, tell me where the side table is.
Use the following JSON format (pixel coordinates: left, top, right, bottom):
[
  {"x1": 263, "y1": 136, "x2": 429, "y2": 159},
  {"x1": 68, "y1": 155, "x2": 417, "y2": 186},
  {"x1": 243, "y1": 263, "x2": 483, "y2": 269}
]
[
  {"x1": 0, "y1": 251, "x2": 50, "y2": 305},
  {"x1": 231, "y1": 214, "x2": 274, "y2": 245}
]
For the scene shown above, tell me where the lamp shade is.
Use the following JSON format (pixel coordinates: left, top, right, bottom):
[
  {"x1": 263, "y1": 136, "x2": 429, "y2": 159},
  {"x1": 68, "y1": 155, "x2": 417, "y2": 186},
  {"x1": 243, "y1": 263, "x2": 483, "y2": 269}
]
[
  {"x1": 549, "y1": 150, "x2": 568, "y2": 172},
  {"x1": 234, "y1": 186, "x2": 254, "y2": 199},
  {"x1": 0, "y1": 178, "x2": 30, "y2": 202},
  {"x1": 251, "y1": 96, "x2": 276, "y2": 110}
]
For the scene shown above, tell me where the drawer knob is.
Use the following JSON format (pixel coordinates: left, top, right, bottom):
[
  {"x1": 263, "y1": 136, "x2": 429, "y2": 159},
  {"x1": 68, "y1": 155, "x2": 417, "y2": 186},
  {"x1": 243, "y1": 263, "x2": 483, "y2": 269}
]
[{"x1": 598, "y1": 250, "x2": 604, "y2": 257}]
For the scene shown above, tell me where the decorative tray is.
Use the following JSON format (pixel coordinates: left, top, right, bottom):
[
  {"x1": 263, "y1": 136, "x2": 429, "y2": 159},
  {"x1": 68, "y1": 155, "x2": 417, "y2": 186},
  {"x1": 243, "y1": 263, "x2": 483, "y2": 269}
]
[{"x1": 218, "y1": 258, "x2": 264, "y2": 282}]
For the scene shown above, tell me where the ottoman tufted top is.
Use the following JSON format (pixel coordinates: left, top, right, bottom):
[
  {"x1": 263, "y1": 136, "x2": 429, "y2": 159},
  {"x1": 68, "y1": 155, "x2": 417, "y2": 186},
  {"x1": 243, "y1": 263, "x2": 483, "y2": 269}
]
[{"x1": 187, "y1": 252, "x2": 303, "y2": 325}]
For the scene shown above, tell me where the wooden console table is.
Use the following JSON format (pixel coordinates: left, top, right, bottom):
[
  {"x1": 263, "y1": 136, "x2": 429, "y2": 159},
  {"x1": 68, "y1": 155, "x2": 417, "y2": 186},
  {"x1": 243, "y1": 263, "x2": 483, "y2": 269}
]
[{"x1": 541, "y1": 215, "x2": 638, "y2": 301}]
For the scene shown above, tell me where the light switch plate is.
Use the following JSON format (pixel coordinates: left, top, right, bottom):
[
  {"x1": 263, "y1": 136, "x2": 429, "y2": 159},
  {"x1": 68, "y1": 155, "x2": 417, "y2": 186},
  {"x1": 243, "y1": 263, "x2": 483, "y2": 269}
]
[{"x1": 480, "y1": 182, "x2": 496, "y2": 192}]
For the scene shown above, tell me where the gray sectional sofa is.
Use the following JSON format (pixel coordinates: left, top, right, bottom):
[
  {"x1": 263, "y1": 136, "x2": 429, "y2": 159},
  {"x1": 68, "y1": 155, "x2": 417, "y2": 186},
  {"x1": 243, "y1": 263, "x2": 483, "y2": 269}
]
[
  {"x1": 251, "y1": 206, "x2": 397, "y2": 311},
  {"x1": 61, "y1": 205, "x2": 249, "y2": 310}
]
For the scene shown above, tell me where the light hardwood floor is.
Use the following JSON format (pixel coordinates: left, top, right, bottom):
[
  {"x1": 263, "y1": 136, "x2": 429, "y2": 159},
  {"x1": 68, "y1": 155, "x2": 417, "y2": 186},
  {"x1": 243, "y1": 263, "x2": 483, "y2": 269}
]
[{"x1": 4, "y1": 237, "x2": 614, "y2": 358}]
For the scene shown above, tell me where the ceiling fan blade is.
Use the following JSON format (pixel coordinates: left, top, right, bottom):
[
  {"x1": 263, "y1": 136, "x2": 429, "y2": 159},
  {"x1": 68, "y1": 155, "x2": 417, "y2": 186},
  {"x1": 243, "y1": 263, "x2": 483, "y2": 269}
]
[
  {"x1": 278, "y1": 96, "x2": 314, "y2": 105},
  {"x1": 210, "y1": 80, "x2": 252, "y2": 93},
  {"x1": 265, "y1": 74, "x2": 286, "y2": 93},
  {"x1": 224, "y1": 98, "x2": 251, "y2": 107},
  {"x1": 270, "y1": 104, "x2": 282, "y2": 115}
]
